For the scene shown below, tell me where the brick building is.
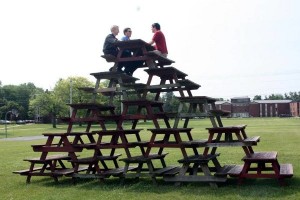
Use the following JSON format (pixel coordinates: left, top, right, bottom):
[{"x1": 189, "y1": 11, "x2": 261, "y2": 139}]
[
  {"x1": 290, "y1": 101, "x2": 300, "y2": 117},
  {"x1": 215, "y1": 97, "x2": 293, "y2": 117}
]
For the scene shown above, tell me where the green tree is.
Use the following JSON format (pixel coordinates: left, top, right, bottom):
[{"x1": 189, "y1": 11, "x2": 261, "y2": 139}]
[
  {"x1": 161, "y1": 92, "x2": 180, "y2": 113},
  {"x1": 284, "y1": 91, "x2": 300, "y2": 101},
  {"x1": 253, "y1": 95, "x2": 262, "y2": 100},
  {"x1": 264, "y1": 94, "x2": 284, "y2": 100},
  {"x1": 0, "y1": 83, "x2": 42, "y2": 119},
  {"x1": 29, "y1": 91, "x2": 65, "y2": 128},
  {"x1": 29, "y1": 76, "x2": 98, "y2": 127}
]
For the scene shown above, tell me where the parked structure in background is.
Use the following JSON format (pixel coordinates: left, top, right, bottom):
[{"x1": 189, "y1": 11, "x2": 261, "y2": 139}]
[
  {"x1": 290, "y1": 101, "x2": 300, "y2": 117},
  {"x1": 215, "y1": 97, "x2": 299, "y2": 118}
]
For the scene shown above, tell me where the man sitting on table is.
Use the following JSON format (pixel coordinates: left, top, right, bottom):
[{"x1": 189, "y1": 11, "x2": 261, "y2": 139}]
[
  {"x1": 120, "y1": 27, "x2": 144, "y2": 76},
  {"x1": 103, "y1": 25, "x2": 119, "y2": 56},
  {"x1": 148, "y1": 23, "x2": 168, "y2": 57},
  {"x1": 121, "y1": 27, "x2": 132, "y2": 41},
  {"x1": 102, "y1": 25, "x2": 126, "y2": 72}
]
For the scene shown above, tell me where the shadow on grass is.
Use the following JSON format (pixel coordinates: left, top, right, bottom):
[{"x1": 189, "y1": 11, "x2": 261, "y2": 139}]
[{"x1": 29, "y1": 175, "x2": 300, "y2": 199}]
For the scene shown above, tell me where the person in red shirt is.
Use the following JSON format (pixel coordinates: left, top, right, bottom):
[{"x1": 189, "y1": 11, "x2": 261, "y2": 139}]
[{"x1": 149, "y1": 23, "x2": 168, "y2": 57}]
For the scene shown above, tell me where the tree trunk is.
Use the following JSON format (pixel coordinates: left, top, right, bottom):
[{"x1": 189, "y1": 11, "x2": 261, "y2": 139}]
[{"x1": 52, "y1": 114, "x2": 57, "y2": 128}]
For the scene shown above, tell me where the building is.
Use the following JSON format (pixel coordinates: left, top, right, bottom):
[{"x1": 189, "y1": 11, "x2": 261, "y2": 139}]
[
  {"x1": 290, "y1": 101, "x2": 300, "y2": 117},
  {"x1": 231, "y1": 97, "x2": 251, "y2": 118},
  {"x1": 215, "y1": 97, "x2": 293, "y2": 118}
]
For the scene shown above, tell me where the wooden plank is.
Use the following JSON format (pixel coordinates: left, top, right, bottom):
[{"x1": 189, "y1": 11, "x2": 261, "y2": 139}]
[
  {"x1": 144, "y1": 67, "x2": 186, "y2": 79},
  {"x1": 93, "y1": 129, "x2": 142, "y2": 135},
  {"x1": 163, "y1": 167, "x2": 181, "y2": 175},
  {"x1": 53, "y1": 166, "x2": 89, "y2": 175},
  {"x1": 181, "y1": 140, "x2": 207, "y2": 147},
  {"x1": 227, "y1": 165, "x2": 243, "y2": 177},
  {"x1": 147, "y1": 128, "x2": 192, "y2": 133},
  {"x1": 13, "y1": 167, "x2": 49, "y2": 174},
  {"x1": 71, "y1": 157, "x2": 97, "y2": 164},
  {"x1": 177, "y1": 79, "x2": 200, "y2": 89},
  {"x1": 97, "y1": 154, "x2": 122, "y2": 160},
  {"x1": 32, "y1": 146, "x2": 82, "y2": 153},
  {"x1": 243, "y1": 136, "x2": 260, "y2": 144},
  {"x1": 178, "y1": 154, "x2": 219, "y2": 164},
  {"x1": 242, "y1": 152, "x2": 277, "y2": 161},
  {"x1": 145, "y1": 51, "x2": 175, "y2": 65},
  {"x1": 120, "y1": 153, "x2": 168, "y2": 163},
  {"x1": 71, "y1": 173, "x2": 106, "y2": 179},
  {"x1": 209, "y1": 109, "x2": 231, "y2": 117},
  {"x1": 152, "y1": 166, "x2": 178, "y2": 175},
  {"x1": 127, "y1": 141, "x2": 149, "y2": 147},
  {"x1": 206, "y1": 125, "x2": 247, "y2": 132},
  {"x1": 114, "y1": 39, "x2": 154, "y2": 50},
  {"x1": 90, "y1": 71, "x2": 139, "y2": 82},
  {"x1": 164, "y1": 175, "x2": 227, "y2": 183},
  {"x1": 24, "y1": 155, "x2": 71, "y2": 162},
  {"x1": 103, "y1": 166, "x2": 137, "y2": 176},
  {"x1": 101, "y1": 54, "x2": 117, "y2": 62},
  {"x1": 215, "y1": 165, "x2": 237, "y2": 176},
  {"x1": 280, "y1": 164, "x2": 293, "y2": 177}
]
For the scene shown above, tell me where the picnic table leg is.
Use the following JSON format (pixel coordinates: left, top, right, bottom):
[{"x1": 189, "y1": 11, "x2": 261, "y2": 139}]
[
  {"x1": 26, "y1": 163, "x2": 35, "y2": 184},
  {"x1": 49, "y1": 161, "x2": 59, "y2": 182},
  {"x1": 238, "y1": 162, "x2": 251, "y2": 185},
  {"x1": 175, "y1": 163, "x2": 189, "y2": 186},
  {"x1": 135, "y1": 163, "x2": 144, "y2": 181},
  {"x1": 147, "y1": 160, "x2": 157, "y2": 185},
  {"x1": 201, "y1": 163, "x2": 218, "y2": 188}
]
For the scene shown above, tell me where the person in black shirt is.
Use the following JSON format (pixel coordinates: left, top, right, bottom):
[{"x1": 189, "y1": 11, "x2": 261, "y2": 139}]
[{"x1": 103, "y1": 25, "x2": 119, "y2": 56}]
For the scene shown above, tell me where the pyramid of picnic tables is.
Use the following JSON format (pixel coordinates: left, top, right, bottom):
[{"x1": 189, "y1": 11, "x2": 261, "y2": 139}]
[{"x1": 14, "y1": 39, "x2": 293, "y2": 187}]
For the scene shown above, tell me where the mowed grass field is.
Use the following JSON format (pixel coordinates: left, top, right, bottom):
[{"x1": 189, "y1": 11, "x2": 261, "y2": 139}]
[{"x1": 0, "y1": 117, "x2": 299, "y2": 200}]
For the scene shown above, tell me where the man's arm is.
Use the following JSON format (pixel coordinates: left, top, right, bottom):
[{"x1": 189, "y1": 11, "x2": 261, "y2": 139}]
[{"x1": 148, "y1": 40, "x2": 154, "y2": 45}]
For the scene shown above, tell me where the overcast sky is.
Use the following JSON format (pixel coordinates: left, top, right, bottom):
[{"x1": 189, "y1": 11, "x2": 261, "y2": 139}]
[{"x1": 1, "y1": 0, "x2": 299, "y2": 99}]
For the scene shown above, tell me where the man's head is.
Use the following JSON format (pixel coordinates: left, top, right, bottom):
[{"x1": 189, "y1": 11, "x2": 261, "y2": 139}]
[
  {"x1": 123, "y1": 27, "x2": 132, "y2": 38},
  {"x1": 110, "y1": 25, "x2": 119, "y2": 36},
  {"x1": 151, "y1": 23, "x2": 160, "y2": 33}
]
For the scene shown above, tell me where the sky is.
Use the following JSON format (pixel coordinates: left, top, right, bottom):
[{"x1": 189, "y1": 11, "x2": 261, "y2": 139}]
[{"x1": 0, "y1": 0, "x2": 299, "y2": 99}]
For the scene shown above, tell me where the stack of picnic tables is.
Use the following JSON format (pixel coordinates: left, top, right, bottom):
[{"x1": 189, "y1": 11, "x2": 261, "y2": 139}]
[{"x1": 14, "y1": 39, "x2": 293, "y2": 187}]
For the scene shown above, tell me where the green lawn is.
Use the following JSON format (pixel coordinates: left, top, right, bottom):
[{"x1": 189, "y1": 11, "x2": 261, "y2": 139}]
[{"x1": 0, "y1": 118, "x2": 299, "y2": 200}]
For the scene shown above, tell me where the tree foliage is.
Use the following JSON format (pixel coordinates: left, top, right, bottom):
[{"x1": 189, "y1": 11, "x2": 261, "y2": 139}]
[
  {"x1": 0, "y1": 83, "x2": 43, "y2": 119},
  {"x1": 262, "y1": 92, "x2": 300, "y2": 101},
  {"x1": 29, "y1": 76, "x2": 95, "y2": 127}
]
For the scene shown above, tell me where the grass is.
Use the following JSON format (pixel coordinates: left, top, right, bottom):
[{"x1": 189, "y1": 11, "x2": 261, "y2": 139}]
[{"x1": 0, "y1": 117, "x2": 300, "y2": 200}]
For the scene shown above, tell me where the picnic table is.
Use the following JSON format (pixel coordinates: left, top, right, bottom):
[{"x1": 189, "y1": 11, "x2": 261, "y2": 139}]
[
  {"x1": 101, "y1": 39, "x2": 175, "y2": 72},
  {"x1": 13, "y1": 133, "x2": 86, "y2": 183}
]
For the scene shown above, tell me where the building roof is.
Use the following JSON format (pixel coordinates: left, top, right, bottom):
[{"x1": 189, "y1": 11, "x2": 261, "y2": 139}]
[
  {"x1": 231, "y1": 96, "x2": 250, "y2": 99},
  {"x1": 253, "y1": 100, "x2": 292, "y2": 104},
  {"x1": 215, "y1": 101, "x2": 231, "y2": 105}
]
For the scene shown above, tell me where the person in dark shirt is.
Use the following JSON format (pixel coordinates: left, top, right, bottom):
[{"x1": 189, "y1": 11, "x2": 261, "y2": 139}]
[{"x1": 103, "y1": 25, "x2": 119, "y2": 56}]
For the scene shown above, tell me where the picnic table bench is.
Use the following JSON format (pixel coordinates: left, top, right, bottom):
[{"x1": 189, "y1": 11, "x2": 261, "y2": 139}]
[{"x1": 227, "y1": 151, "x2": 293, "y2": 186}]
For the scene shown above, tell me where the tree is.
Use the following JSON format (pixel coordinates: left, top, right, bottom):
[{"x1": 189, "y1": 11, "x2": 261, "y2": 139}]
[
  {"x1": 29, "y1": 90, "x2": 66, "y2": 127},
  {"x1": 253, "y1": 95, "x2": 262, "y2": 100},
  {"x1": 264, "y1": 94, "x2": 284, "y2": 100},
  {"x1": 0, "y1": 83, "x2": 42, "y2": 119},
  {"x1": 161, "y1": 92, "x2": 180, "y2": 113},
  {"x1": 29, "y1": 76, "x2": 100, "y2": 127},
  {"x1": 285, "y1": 91, "x2": 300, "y2": 101}
]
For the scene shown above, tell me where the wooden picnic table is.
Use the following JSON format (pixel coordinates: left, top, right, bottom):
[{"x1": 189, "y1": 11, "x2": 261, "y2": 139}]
[
  {"x1": 13, "y1": 133, "x2": 85, "y2": 183},
  {"x1": 203, "y1": 125, "x2": 260, "y2": 156},
  {"x1": 101, "y1": 39, "x2": 175, "y2": 71}
]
